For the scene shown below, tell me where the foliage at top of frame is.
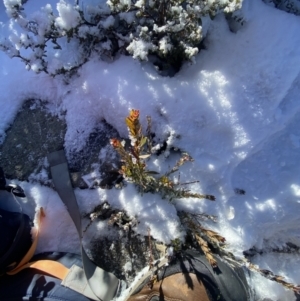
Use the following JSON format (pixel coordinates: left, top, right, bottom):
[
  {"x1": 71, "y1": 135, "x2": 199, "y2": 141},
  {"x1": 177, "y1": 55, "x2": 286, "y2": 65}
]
[{"x1": 1, "y1": 0, "x2": 242, "y2": 76}]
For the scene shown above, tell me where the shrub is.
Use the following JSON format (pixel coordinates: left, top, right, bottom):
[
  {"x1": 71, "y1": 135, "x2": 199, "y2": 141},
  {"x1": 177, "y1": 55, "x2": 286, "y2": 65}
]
[
  {"x1": 110, "y1": 109, "x2": 215, "y2": 201},
  {"x1": 108, "y1": 0, "x2": 242, "y2": 71},
  {"x1": 1, "y1": 0, "x2": 243, "y2": 76},
  {"x1": 108, "y1": 109, "x2": 300, "y2": 289},
  {"x1": 110, "y1": 109, "x2": 223, "y2": 266}
]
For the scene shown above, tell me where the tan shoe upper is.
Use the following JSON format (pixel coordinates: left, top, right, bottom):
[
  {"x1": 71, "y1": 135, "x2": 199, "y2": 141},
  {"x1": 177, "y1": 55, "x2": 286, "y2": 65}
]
[{"x1": 127, "y1": 272, "x2": 210, "y2": 301}]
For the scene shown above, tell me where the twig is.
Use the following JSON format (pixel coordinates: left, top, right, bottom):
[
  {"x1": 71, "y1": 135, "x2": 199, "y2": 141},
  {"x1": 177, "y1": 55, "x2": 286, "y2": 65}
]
[{"x1": 148, "y1": 227, "x2": 154, "y2": 269}]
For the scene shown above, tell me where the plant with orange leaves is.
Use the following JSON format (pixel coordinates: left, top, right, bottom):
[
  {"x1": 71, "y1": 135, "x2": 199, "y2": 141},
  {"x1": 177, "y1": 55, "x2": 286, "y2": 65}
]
[
  {"x1": 108, "y1": 110, "x2": 300, "y2": 287},
  {"x1": 110, "y1": 109, "x2": 215, "y2": 201},
  {"x1": 110, "y1": 109, "x2": 224, "y2": 267},
  {"x1": 110, "y1": 109, "x2": 155, "y2": 192}
]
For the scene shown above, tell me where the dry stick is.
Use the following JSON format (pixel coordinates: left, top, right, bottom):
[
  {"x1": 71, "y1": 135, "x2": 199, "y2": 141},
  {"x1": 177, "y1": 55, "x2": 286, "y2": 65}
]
[
  {"x1": 182, "y1": 212, "x2": 300, "y2": 293},
  {"x1": 147, "y1": 227, "x2": 160, "y2": 289},
  {"x1": 223, "y1": 255, "x2": 300, "y2": 295},
  {"x1": 178, "y1": 180, "x2": 200, "y2": 186},
  {"x1": 148, "y1": 227, "x2": 154, "y2": 269},
  {"x1": 146, "y1": 115, "x2": 152, "y2": 153}
]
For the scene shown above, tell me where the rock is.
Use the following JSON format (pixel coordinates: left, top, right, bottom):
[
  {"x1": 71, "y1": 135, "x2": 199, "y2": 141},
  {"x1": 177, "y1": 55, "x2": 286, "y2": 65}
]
[{"x1": 0, "y1": 99, "x2": 66, "y2": 181}]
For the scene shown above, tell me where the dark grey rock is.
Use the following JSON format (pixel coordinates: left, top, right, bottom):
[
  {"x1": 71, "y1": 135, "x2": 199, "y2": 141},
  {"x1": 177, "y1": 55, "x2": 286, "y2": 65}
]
[{"x1": 0, "y1": 99, "x2": 66, "y2": 181}]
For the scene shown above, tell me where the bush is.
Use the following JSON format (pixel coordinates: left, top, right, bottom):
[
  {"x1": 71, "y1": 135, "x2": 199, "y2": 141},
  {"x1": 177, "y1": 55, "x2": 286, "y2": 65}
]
[
  {"x1": 109, "y1": 109, "x2": 223, "y2": 266},
  {"x1": 108, "y1": 0, "x2": 242, "y2": 71},
  {"x1": 1, "y1": 0, "x2": 242, "y2": 76}
]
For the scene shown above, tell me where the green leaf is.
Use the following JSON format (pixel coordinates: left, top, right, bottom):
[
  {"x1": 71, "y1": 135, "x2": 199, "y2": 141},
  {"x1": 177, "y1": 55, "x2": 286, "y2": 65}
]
[{"x1": 139, "y1": 136, "x2": 147, "y2": 147}]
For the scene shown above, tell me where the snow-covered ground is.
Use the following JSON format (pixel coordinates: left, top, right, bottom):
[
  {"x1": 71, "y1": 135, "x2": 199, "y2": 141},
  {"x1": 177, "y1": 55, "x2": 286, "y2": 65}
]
[{"x1": 1, "y1": 0, "x2": 300, "y2": 300}]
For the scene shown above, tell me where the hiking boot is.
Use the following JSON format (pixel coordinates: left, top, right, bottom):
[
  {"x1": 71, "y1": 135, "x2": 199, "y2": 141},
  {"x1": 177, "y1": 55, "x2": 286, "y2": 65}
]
[{"x1": 127, "y1": 249, "x2": 250, "y2": 301}]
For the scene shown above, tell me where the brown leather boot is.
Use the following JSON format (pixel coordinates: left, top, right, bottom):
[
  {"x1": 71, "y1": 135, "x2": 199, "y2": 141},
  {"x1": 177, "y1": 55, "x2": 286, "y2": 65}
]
[
  {"x1": 126, "y1": 250, "x2": 250, "y2": 301},
  {"x1": 127, "y1": 272, "x2": 210, "y2": 301}
]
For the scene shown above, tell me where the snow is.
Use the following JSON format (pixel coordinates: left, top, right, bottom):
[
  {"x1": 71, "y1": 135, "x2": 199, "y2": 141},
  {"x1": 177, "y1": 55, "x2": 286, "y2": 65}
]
[
  {"x1": 55, "y1": 0, "x2": 81, "y2": 31},
  {"x1": 1, "y1": 0, "x2": 300, "y2": 300}
]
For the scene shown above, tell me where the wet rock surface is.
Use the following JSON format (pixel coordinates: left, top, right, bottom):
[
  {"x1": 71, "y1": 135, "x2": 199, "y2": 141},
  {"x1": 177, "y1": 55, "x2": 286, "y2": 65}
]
[
  {"x1": 67, "y1": 122, "x2": 120, "y2": 176},
  {"x1": 0, "y1": 100, "x2": 66, "y2": 181}
]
